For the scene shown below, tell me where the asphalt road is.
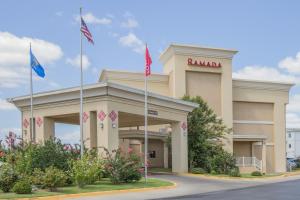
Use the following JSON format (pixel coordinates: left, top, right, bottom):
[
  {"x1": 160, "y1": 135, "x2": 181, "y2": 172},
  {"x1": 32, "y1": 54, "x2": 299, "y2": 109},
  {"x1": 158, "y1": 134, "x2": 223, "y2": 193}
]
[
  {"x1": 69, "y1": 175, "x2": 261, "y2": 200},
  {"x1": 155, "y1": 178, "x2": 300, "y2": 200}
]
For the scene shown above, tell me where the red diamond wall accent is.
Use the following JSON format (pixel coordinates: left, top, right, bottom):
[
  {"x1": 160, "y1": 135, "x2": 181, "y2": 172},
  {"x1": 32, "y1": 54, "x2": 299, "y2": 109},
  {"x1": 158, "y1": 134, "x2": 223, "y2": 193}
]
[
  {"x1": 83, "y1": 112, "x2": 89, "y2": 123},
  {"x1": 109, "y1": 110, "x2": 117, "y2": 122},
  {"x1": 97, "y1": 110, "x2": 106, "y2": 121},
  {"x1": 181, "y1": 122, "x2": 187, "y2": 131},
  {"x1": 23, "y1": 119, "x2": 29, "y2": 128},
  {"x1": 36, "y1": 117, "x2": 43, "y2": 127}
]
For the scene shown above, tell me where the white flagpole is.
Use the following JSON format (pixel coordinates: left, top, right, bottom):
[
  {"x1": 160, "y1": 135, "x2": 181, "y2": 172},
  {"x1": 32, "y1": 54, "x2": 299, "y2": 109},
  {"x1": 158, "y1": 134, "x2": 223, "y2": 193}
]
[
  {"x1": 30, "y1": 43, "x2": 34, "y2": 142},
  {"x1": 144, "y1": 44, "x2": 148, "y2": 183},
  {"x1": 79, "y1": 7, "x2": 84, "y2": 158}
]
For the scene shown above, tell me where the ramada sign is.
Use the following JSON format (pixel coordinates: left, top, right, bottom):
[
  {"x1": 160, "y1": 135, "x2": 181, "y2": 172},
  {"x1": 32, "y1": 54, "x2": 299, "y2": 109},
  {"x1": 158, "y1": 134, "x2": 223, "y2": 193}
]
[{"x1": 187, "y1": 58, "x2": 222, "y2": 68}]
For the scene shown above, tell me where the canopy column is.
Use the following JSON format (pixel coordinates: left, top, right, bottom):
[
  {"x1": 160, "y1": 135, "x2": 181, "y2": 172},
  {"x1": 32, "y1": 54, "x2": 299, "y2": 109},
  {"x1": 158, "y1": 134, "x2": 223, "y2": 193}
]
[{"x1": 171, "y1": 120, "x2": 188, "y2": 173}]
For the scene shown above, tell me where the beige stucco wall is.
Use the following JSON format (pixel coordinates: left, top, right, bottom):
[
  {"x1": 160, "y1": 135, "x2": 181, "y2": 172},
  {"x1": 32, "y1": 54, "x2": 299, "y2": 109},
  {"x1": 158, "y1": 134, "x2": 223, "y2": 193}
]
[
  {"x1": 233, "y1": 82, "x2": 290, "y2": 172},
  {"x1": 161, "y1": 50, "x2": 235, "y2": 152},
  {"x1": 233, "y1": 141, "x2": 252, "y2": 157},
  {"x1": 233, "y1": 124, "x2": 274, "y2": 143},
  {"x1": 186, "y1": 71, "x2": 221, "y2": 115},
  {"x1": 233, "y1": 102, "x2": 273, "y2": 121}
]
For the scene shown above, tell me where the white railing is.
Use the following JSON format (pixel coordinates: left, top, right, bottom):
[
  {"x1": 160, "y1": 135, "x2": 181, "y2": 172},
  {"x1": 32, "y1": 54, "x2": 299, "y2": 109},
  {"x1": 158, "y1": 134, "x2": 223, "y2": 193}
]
[{"x1": 236, "y1": 156, "x2": 262, "y2": 171}]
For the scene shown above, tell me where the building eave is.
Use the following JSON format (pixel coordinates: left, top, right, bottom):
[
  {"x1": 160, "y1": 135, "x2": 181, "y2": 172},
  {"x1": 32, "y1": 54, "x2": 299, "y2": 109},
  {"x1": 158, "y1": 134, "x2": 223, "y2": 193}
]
[
  {"x1": 160, "y1": 43, "x2": 238, "y2": 64},
  {"x1": 233, "y1": 78, "x2": 295, "y2": 92},
  {"x1": 8, "y1": 81, "x2": 198, "y2": 112},
  {"x1": 99, "y1": 69, "x2": 169, "y2": 83}
]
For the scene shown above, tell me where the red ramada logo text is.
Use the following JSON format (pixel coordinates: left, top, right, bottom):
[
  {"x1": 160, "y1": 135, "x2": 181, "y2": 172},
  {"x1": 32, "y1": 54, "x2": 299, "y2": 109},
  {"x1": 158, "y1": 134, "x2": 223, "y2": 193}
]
[{"x1": 187, "y1": 58, "x2": 222, "y2": 68}]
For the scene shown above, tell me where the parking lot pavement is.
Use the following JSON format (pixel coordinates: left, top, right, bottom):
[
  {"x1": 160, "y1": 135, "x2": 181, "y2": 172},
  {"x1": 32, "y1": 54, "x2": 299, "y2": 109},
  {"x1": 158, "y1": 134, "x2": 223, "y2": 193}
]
[{"x1": 156, "y1": 178, "x2": 300, "y2": 200}]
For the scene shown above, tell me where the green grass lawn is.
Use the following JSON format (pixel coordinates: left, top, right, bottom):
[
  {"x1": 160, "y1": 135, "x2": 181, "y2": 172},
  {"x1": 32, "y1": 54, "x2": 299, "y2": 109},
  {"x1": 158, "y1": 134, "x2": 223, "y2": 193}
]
[{"x1": 0, "y1": 178, "x2": 173, "y2": 199}]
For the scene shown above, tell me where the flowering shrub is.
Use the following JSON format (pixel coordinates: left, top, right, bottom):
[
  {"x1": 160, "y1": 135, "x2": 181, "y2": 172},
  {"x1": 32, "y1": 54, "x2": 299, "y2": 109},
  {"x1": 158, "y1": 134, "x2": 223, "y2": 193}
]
[
  {"x1": 42, "y1": 166, "x2": 67, "y2": 191},
  {"x1": 0, "y1": 163, "x2": 18, "y2": 192},
  {"x1": 103, "y1": 147, "x2": 142, "y2": 184},
  {"x1": 70, "y1": 152, "x2": 104, "y2": 188}
]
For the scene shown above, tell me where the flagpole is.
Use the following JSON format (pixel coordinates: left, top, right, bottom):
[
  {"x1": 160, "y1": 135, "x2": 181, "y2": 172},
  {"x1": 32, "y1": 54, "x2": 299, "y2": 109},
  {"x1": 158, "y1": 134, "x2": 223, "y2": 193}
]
[
  {"x1": 144, "y1": 44, "x2": 148, "y2": 183},
  {"x1": 30, "y1": 43, "x2": 34, "y2": 142},
  {"x1": 79, "y1": 7, "x2": 84, "y2": 158}
]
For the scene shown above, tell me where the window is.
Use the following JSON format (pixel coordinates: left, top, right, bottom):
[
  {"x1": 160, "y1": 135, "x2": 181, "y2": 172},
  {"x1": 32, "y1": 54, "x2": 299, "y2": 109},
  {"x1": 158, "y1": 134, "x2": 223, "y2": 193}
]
[
  {"x1": 289, "y1": 133, "x2": 292, "y2": 138},
  {"x1": 149, "y1": 151, "x2": 156, "y2": 158},
  {"x1": 289, "y1": 144, "x2": 292, "y2": 149}
]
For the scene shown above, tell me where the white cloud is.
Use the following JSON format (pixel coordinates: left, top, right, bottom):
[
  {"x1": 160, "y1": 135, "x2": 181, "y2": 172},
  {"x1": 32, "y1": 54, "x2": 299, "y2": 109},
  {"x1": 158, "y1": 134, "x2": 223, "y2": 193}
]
[
  {"x1": 0, "y1": 99, "x2": 16, "y2": 110},
  {"x1": 119, "y1": 33, "x2": 144, "y2": 54},
  {"x1": 287, "y1": 94, "x2": 300, "y2": 113},
  {"x1": 66, "y1": 54, "x2": 91, "y2": 70},
  {"x1": 75, "y1": 12, "x2": 112, "y2": 25},
  {"x1": 279, "y1": 52, "x2": 300, "y2": 74},
  {"x1": 286, "y1": 113, "x2": 300, "y2": 128},
  {"x1": 56, "y1": 130, "x2": 80, "y2": 144},
  {"x1": 233, "y1": 66, "x2": 298, "y2": 84},
  {"x1": 0, "y1": 32, "x2": 63, "y2": 88},
  {"x1": 121, "y1": 18, "x2": 139, "y2": 28}
]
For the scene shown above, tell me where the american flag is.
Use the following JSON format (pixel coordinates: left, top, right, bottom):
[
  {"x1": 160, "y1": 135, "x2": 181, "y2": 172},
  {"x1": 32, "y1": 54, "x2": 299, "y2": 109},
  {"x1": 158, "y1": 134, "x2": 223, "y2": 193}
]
[{"x1": 81, "y1": 17, "x2": 94, "y2": 44}]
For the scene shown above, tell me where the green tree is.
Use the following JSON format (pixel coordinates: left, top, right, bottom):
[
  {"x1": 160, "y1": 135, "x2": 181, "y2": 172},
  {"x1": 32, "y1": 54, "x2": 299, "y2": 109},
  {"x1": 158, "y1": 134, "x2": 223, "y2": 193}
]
[{"x1": 182, "y1": 95, "x2": 232, "y2": 172}]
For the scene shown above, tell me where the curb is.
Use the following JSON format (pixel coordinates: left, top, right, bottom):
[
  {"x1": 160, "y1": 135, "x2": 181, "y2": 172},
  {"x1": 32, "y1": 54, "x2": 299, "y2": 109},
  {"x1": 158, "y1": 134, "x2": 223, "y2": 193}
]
[
  {"x1": 182, "y1": 172, "x2": 300, "y2": 181},
  {"x1": 17, "y1": 182, "x2": 177, "y2": 200}
]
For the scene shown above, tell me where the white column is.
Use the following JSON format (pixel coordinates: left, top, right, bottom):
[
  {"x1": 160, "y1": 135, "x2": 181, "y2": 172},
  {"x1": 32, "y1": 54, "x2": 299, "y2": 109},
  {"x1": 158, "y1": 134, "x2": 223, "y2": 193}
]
[
  {"x1": 171, "y1": 121, "x2": 188, "y2": 173},
  {"x1": 97, "y1": 102, "x2": 119, "y2": 155},
  {"x1": 273, "y1": 102, "x2": 287, "y2": 172},
  {"x1": 83, "y1": 111, "x2": 97, "y2": 149},
  {"x1": 43, "y1": 117, "x2": 55, "y2": 141},
  {"x1": 163, "y1": 141, "x2": 169, "y2": 168},
  {"x1": 262, "y1": 140, "x2": 267, "y2": 173}
]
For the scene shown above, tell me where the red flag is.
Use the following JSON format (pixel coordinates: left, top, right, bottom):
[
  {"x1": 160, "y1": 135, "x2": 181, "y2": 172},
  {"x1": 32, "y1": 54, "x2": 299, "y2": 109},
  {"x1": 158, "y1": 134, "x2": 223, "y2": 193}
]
[{"x1": 145, "y1": 45, "x2": 152, "y2": 76}]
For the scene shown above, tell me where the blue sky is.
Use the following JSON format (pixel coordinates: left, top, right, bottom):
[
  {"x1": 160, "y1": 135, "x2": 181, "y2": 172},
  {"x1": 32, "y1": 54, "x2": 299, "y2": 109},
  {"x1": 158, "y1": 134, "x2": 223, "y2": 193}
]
[{"x1": 1, "y1": 0, "x2": 300, "y2": 144}]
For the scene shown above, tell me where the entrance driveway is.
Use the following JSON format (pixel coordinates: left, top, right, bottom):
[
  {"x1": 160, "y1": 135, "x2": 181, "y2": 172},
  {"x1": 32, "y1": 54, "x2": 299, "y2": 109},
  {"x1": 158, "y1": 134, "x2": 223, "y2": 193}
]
[
  {"x1": 68, "y1": 174, "x2": 284, "y2": 200},
  {"x1": 157, "y1": 178, "x2": 300, "y2": 200}
]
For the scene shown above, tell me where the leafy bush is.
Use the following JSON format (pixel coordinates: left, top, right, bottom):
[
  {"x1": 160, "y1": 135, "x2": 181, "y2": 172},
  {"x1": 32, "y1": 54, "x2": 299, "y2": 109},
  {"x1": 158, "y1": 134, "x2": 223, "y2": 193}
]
[
  {"x1": 190, "y1": 167, "x2": 206, "y2": 174},
  {"x1": 12, "y1": 180, "x2": 32, "y2": 194},
  {"x1": 43, "y1": 166, "x2": 67, "y2": 191},
  {"x1": 0, "y1": 163, "x2": 18, "y2": 192},
  {"x1": 251, "y1": 171, "x2": 262, "y2": 176},
  {"x1": 182, "y1": 96, "x2": 236, "y2": 174},
  {"x1": 229, "y1": 168, "x2": 241, "y2": 177},
  {"x1": 209, "y1": 150, "x2": 236, "y2": 174},
  {"x1": 31, "y1": 168, "x2": 45, "y2": 187},
  {"x1": 71, "y1": 153, "x2": 103, "y2": 188},
  {"x1": 15, "y1": 139, "x2": 79, "y2": 175},
  {"x1": 103, "y1": 148, "x2": 142, "y2": 184}
]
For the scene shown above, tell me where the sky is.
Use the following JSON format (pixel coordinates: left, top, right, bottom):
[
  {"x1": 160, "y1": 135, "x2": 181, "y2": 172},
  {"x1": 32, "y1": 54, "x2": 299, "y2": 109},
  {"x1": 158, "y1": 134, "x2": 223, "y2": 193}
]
[{"x1": 1, "y1": 0, "x2": 300, "y2": 144}]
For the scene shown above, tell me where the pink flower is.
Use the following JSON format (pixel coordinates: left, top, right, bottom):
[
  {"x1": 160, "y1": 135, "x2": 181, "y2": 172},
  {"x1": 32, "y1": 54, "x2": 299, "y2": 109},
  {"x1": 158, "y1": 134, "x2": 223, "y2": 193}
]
[
  {"x1": 0, "y1": 151, "x2": 5, "y2": 158},
  {"x1": 128, "y1": 147, "x2": 133, "y2": 153},
  {"x1": 63, "y1": 145, "x2": 69, "y2": 151}
]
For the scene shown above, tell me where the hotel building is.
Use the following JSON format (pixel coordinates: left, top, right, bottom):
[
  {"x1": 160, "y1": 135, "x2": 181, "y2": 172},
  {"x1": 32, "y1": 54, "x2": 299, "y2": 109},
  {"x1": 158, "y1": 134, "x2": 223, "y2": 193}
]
[{"x1": 9, "y1": 44, "x2": 294, "y2": 173}]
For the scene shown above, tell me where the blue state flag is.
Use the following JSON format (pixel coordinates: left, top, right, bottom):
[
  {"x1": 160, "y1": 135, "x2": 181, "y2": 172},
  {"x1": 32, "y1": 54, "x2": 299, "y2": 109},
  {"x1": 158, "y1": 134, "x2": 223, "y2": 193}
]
[{"x1": 30, "y1": 48, "x2": 45, "y2": 78}]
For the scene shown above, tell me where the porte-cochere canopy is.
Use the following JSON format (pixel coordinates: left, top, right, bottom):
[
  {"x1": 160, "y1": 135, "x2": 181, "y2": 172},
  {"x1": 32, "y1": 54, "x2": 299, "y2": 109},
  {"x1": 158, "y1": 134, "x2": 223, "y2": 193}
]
[{"x1": 8, "y1": 81, "x2": 198, "y2": 173}]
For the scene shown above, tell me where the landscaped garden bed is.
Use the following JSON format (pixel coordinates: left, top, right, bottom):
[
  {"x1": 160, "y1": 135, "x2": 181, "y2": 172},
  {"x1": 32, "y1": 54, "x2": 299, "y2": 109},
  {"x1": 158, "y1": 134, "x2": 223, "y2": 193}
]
[
  {"x1": 0, "y1": 178, "x2": 173, "y2": 199},
  {"x1": 0, "y1": 133, "x2": 173, "y2": 199}
]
